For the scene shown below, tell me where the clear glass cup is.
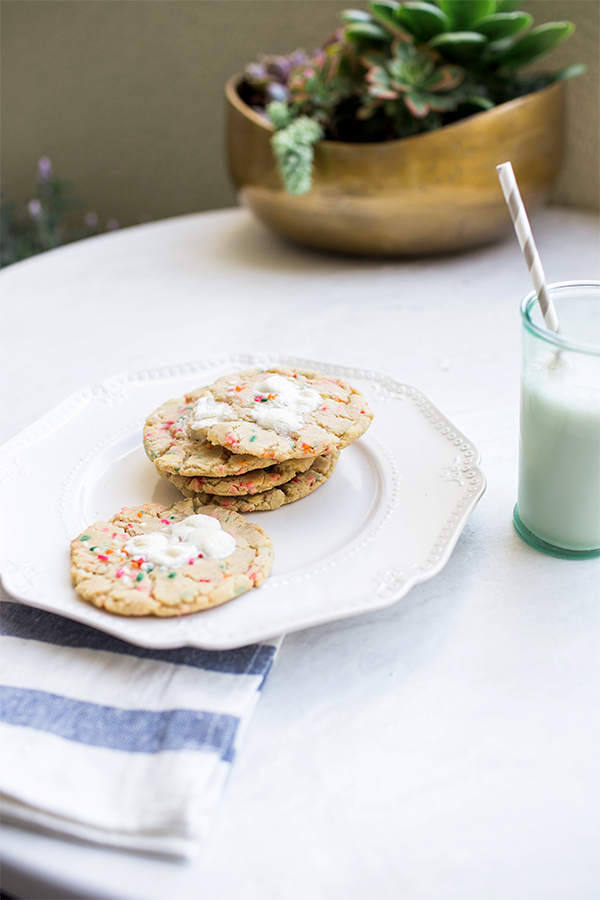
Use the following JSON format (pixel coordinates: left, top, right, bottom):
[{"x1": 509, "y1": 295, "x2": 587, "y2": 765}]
[{"x1": 514, "y1": 281, "x2": 600, "y2": 559}]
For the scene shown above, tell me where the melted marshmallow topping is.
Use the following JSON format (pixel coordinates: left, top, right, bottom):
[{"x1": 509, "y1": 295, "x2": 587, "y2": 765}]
[
  {"x1": 125, "y1": 514, "x2": 236, "y2": 568},
  {"x1": 186, "y1": 374, "x2": 321, "y2": 437}
]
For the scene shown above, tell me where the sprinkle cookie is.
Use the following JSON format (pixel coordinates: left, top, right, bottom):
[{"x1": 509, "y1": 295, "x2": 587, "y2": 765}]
[
  {"x1": 144, "y1": 396, "x2": 279, "y2": 477},
  {"x1": 163, "y1": 455, "x2": 316, "y2": 497},
  {"x1": 164, "y1": 453, "x2": 339, "y2": 512},
  {"x1": 183, "y1": 366, "x2": 373, "y2": 460},
  {"x1": 70, "y1": 500, "x2": 274, "y2": 617},
  {"x1": 144, "y1": 367, "x2": 372, "y2": 474}
]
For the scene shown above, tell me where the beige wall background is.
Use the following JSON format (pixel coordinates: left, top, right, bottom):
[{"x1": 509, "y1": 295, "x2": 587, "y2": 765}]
[{"x1": 1, "y1": 0, "x2": 598, "y2": 230}]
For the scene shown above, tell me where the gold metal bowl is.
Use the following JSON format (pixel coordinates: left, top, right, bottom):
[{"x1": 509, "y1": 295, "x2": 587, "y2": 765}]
[{"x1": 226, "y1": 75, "x2": 565, "y2": 257}]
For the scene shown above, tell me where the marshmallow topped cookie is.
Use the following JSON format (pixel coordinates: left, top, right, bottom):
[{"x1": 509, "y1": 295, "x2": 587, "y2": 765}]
[
  {"x1": 70, "y1": 500, "x2": 274, "y2": 617},
  {"x1": 182, "y1": 366, "x2": 373, "y2": 460},
  {"x1": 144, "y1": 395, "x2": 281, "y2": 477}
]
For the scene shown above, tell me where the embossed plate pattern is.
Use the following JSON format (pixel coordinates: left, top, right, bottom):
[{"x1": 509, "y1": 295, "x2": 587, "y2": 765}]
[{"x1": 0, "y1": 354, "x2": 485, "y2": 649}]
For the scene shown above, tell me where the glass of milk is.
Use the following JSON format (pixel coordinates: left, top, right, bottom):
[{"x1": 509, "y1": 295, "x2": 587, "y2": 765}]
[{"x1": 514, "y1": 281, "x2": 600, "y2": 559}]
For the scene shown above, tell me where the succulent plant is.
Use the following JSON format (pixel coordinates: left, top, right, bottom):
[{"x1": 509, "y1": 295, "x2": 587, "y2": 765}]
[
  {"x1": 345, "y1": 0, "x2": 585, "y2": 105},
  {"x1": 360, "y1": 40, "x2": 468, "y2": 134},
  {"x1": 241, "y1": 0, "x2": 584, "y2": 195}
]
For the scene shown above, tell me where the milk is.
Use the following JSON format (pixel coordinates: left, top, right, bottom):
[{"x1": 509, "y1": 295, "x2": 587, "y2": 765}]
[
  {"x1": 516, "y1": 281, "x2": 600, "y2": 556},
  {"x1": 518, "y1": 357, "x2": 600, "y2": 551}
]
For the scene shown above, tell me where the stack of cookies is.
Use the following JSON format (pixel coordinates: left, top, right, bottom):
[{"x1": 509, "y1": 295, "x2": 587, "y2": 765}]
[
  {"x1": 70, "y1": 366, "x2": 372, "y2": 618},
  {"x1": 143, "y1": 365, "x2": 373, "y2": 512}
]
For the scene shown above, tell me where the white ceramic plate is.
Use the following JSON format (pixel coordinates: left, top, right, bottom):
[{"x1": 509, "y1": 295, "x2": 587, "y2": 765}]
[{"x1": 0, "y1": 354, "x2": 485, "y2": 649}]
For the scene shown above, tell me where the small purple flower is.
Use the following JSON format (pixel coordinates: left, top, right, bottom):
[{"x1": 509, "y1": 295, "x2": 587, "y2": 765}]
[
  {"x1": 84, "y1": 211, "x2": 99, "y2": 230},
  {"x1": 266, "y1": 83, "x2": 289, "y2": 102},
  {"x1": 27, "y1": 199, "x2": 42, "y2": 220},
  {"x1": 106, "y1": 219, "x2": 119, "y2": 231},
  {"x1": 37, "y1": 156, "x2": 53, "y2": 184},
  {"x1": 267, "y1": 51, "x2": 308, "y2": 82}
]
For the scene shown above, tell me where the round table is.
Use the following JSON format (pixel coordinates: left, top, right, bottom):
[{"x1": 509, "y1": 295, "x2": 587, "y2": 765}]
[{"x1": 1, "y1": 206, "x2": 599, "y2": 900}]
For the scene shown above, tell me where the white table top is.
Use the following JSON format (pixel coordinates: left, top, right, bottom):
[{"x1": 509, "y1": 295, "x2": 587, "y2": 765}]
[{"x1": 1, "y1": 206, "x2": 599, "y2": 900}]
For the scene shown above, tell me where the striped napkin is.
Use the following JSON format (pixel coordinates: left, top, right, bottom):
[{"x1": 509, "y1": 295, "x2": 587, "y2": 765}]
[{"x1": 0, "y1": 598, "x2": 281, "y2": 858}]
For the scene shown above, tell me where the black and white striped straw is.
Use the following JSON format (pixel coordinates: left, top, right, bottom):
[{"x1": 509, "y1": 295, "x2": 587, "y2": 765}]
[{"x1": 496, "y1": 161, "x2": 560, "y2": 333}]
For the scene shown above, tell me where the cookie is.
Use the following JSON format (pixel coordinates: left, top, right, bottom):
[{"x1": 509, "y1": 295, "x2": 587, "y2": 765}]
[
  {"x1": 145, "y1": 396, "x2": 278, "y2": 477},
  {"x1": 167, "y1": 453, "x2": 338, "y2": 512},
  {"x1": 163, "y1": 455, "x2": 315, "y2": 497},
  {"x1": 184, "y1": 366, "x2": 372, "y2": 460},
  {"x1": 70, "y1": 500, "x2": 274, "y2": 617}
]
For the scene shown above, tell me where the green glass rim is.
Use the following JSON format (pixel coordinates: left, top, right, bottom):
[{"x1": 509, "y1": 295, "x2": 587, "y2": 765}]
[
  {"x1": 513, "y1": 505, "x2": 600, "y2": 560},
  {"x1": 521, "y1": 280, "x2": 600, "y2": 357}
]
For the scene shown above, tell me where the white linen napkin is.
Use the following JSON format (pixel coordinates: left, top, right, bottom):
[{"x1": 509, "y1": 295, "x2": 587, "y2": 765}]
[{"x1": 0, "y1": 598, "x2": 281, "y2": 858}]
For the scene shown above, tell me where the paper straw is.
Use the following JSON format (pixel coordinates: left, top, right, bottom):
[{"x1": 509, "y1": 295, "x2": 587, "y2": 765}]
[{"x1": 496, "y1": 161, "x2": 560, "y2": 333}]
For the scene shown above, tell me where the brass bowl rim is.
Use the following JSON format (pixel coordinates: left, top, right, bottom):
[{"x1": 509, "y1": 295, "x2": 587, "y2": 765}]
[{"x1": 225, "y1": 73, "x2": 563, "y2": 149}]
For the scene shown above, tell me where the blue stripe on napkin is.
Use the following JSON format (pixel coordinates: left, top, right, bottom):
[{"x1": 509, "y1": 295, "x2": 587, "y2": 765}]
[
  {"x1": 0, "y1": 685, "x2": 240, "y2": 759},
  {"x1": 0, "y1": 598, "x2": 282, "y2": 853},
  {"x1": 0, "y1": 601, "x2": 276, "y2": 684}
]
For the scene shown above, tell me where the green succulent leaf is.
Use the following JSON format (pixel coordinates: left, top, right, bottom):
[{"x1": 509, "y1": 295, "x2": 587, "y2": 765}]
[
  {"x1": 389, "y1": 45, "x2": 435, "y2": 82},
  {"x1": 475, "y1": 11, "x2": 533, "y2": 41},
  {"x1": 429, "y1": 30, "x2": 488, "y2": 63},
  {"x1": 437, "y1": 0, "x2": 495, "y2": 31},
  {"x1": 403, "y1": 90, "x2": 432, "y2": 117},
  {"x1": 551, "y1": 62, "x2": 587, "y2": 81},
  {"x1": 425, "y1": 64, "x2": 464, "y2": 91},
  {"x1": 266, "y1": 100, "x2": 294, "y2": 129},
  {"x1": 270, "y1": 116, "x2": 324, "y2": 195},
  {"x1": 495, "y1": 0, "x2": 521, "y2": 12},
  {"x1": 369, "y1": 0, "x2": 415, "y2": 39},
  {"x1": 394, "y1": 2, "x2": 451, "y2": 42},
  {"x1": 365, "y1": 64, "x2": 398, "y2": 97},
  {"x1": 464, "y1": 95, "x2": 495, "y2": 109},
  {"x1": 368, "y1": 0, "x2": 400, "y2": 28},
  {"x1": 494, "y1": 21, "x2": 575, "y2": 68},
  {"x1": 340, "y1": 9, "x2": 374, "y2": 24},
  {"x1": 344, "y1": 21, "x2": 391, "y2": 43},
  {"x1": 404, "y1": 87, "x2": 459, "y2": 117},
  {"x1": 422, "y1": 91, "x2": 461, "y2": 110}
]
